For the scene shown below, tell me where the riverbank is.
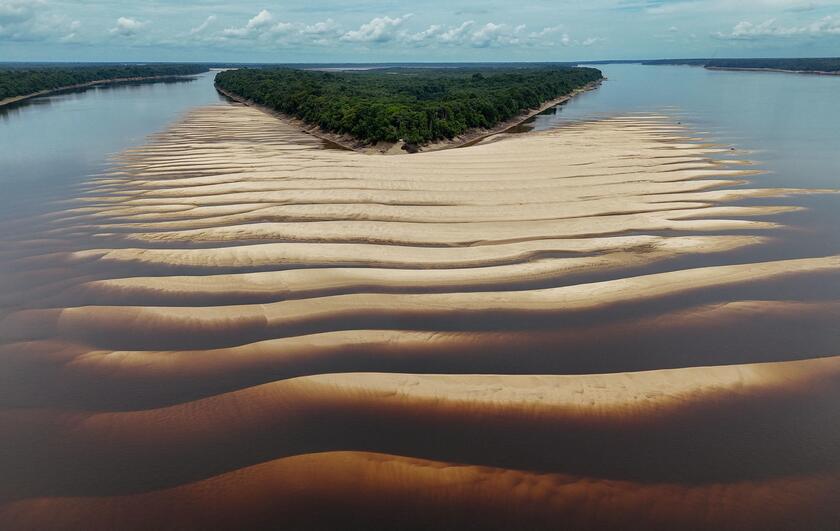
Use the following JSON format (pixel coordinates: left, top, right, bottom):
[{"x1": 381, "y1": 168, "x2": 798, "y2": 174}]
[
  {"x1": 0, "y1": 74, "x2": 204, "y2": 108},
  {"x1": 706, "y1": 66, "x2": 840, "y2": 76},
  {"x1": 216, "y1": 79, "x2": 602, "y2": 154}
]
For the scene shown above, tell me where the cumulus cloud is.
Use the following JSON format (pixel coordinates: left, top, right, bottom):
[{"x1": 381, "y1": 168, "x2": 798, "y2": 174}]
[
  {"x1": 221, "y1": 9, "x2": 305, "y2": 41},
  {"x1": 470, "y1": 23, "x2": 516, "y2": 47},
  {"x1": 398, "y1": 20, "x2": 593, "y2": 48},
  {"x1": 438, "y1": 21, "x2": 475, "y2": 44},
  {"x1": 715, "y1": 16, "x2": 840, "y2": 39},
  {"x1": 186, "y1": 9, "x2": 600, "y2": 51},
  {"x1": 402, "y1": 24, "x2": 443, "y2": 44},
  {"x1": 222, "y1": 9, "x2": 274, "y2": 38},
  {"x1": 110, "y1": 16, "x2": 146, "y2": 37},
  {"x1": 302, "y1": 19, "x2": 340, "y2": 36},
  {"x1": 341, "y1": 14, "x2": 413, "y2": 43},
  {"x1": 246, "y1": 9, "x2": 273, "y2": 30}
]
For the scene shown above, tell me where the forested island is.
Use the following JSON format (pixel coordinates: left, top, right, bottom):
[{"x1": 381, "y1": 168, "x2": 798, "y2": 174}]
[
  {"x1": 214, "y1": 66, "x2": 602, "y2": 147},
  {"x1": 0, "y1": 64, "x2": 209, "y2": 105},
  {"x1": 641, "y1": 57, "x2": 840, "y2": 73}
]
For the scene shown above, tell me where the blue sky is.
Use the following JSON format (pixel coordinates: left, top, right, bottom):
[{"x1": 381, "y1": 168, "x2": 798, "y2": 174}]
[{"x1": 2, "y1": 0, "x2": 840, "y2": 62}]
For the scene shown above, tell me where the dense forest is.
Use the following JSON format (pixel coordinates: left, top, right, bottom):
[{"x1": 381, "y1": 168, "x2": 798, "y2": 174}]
[
  {"x1": 641, "y1": 57, "x2": 840, "y2": 72},
  {"x1": 0, "y1": 64, "x2": 209, "y2": 101},
  {"x1": 215, "y1": 66, "x2": 602, "y2": 145}
]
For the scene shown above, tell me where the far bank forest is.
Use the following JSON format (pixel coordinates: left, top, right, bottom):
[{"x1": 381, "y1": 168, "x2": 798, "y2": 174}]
[
  {"x1": 0, "y1": 64, "x2": 209, "y2": 102},
  {"x1": 215, "y1": 66, "x2": 602, "y2": 145}
]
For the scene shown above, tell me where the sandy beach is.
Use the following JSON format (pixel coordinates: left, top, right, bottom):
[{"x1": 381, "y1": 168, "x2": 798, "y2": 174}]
[{"x1": 1, "y1": 102, "x2": 838, "y2": 530}]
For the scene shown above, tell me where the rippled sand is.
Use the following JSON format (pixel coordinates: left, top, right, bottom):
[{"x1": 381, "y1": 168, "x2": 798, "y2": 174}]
[{"x1": 1, "y1": 104, "x2": 838, "y2": 530}]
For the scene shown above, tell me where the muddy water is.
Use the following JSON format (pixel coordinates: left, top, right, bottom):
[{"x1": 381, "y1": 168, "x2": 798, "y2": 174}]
[{"x1": 0, "y1": 68, "x2": 839, "y2": 530}]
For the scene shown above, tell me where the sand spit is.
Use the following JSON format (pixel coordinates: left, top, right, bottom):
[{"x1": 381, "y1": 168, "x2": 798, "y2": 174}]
[{"x1": 1, "y1": 103, "x2": 839, "y2": 529}]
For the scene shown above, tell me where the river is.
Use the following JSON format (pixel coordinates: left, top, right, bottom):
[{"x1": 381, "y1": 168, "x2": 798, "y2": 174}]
[
  {"x1": 1, "y1": 64, "x2": 839, "y2": 529},
  {"x1": 2, "y1": 65, "x2": 839, "y2": 245},
  {"x1": 531, "y1": 63, "x2": 840, "y2": 260},
  {"x1": 0, "y1": 73, "x2": 225, "y2": 219}
]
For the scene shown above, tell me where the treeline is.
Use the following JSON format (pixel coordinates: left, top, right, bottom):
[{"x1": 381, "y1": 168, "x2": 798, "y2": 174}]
[
  {"x1": 0, "y1": 64, "x2": 209, "y2": 101},
  {"x1": 215, "y1": 66, "x2": 602, "y2": 145},
  {"x1": 642, "y1": 58, "x2": 840, "y2": 72}
]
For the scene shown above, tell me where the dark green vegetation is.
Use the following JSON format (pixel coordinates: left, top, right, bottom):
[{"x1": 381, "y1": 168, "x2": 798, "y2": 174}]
[
  {"x1": 0, "y1": 64, "x2": 209, "y2": 102},
  {"x1": 215, "y1": 66, "x2": 602, "y2": 145},
  {"x1": 641, "y1": 57, "x2": 840, "y2": 72}
]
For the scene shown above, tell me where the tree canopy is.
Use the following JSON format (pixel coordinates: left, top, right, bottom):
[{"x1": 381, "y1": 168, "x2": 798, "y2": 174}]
[
  {"x1": 641, "y1": 58, "x2": 840, "y2": 72},
  {"x1": 0, "y1": 64, "x2": 209, "y2": 101},
  {"x1": 215, "y1": 66, "x2": 603, "y2": 145}
]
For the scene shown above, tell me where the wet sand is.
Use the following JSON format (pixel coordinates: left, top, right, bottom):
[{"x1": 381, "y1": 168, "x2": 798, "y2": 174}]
[{"x1": 0, "y1": 103, "x2": 838, "y2": 530}]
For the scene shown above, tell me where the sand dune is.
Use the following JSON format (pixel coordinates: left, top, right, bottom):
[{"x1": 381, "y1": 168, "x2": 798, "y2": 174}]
[
  {"x1": 3, "y1": 452, "x2": 838, "y2": 531},
  {"x1": 2, "y1": 356, "x2": 839, "y2": 501},
  {"x1": 1, "y1": 104, "x2": 838, "y2": 529},
  {"x1": 3, "y1": 300, "x2": 840, "y2": 412}
]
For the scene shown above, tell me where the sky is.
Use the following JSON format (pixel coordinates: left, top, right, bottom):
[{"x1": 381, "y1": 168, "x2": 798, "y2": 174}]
[{"x1": 1, "y1": 0, "x2": 840, "y2": 63}]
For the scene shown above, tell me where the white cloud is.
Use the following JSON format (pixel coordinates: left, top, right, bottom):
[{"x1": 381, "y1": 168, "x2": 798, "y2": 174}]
[
  {"x1": 529, "y1": 26, "x2": 563, "y2": 39},
  {"x1": 169, "y1": 10, "x2": 602, "y2": 51},
  {"x1": 189, "y1": 15, "x2": 216, "y2": 36},
  {"x1": 222, "y1": 9, "x2": 277, "y2": 38},
  {"x1": 438, "y1": 21, "x2": 475, "y2": 44},
  {"x1": 470, "y1": 22, "x2": 521, "y2": 47},
  {"x1": 303, "y1": 19, "x2": 340, "y2": 36},
  {"x1": 403, "y1": 24, "x2": 443, "y2": 44},
  {"x1": 220, "y1": 9, "x2": 334, "y2": 43},
  {"x1": 388, "y1": 19, "x2": 590, "y2": 49},
  {"x1": 715, "y1": 15, "x2": 840, "y2": 39},
  {"x1": 341, "y1": 14, "x2": 413, "y2": 43},
  {"x1": 110, "y1": 16, "x2": 146, "y2": 37},
  {"x1": 246, "y1": 9, "x2": 273, "y2": 30}
]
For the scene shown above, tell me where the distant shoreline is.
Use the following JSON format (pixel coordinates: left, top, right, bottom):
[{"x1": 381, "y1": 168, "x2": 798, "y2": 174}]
[
  {"x1": 216, "y1": 79, "x2": 603, "y2": 155},
  {"x1": 705, "y1": 66, "x2": 840, "y2": 76},
  {"x1": 0, "y1": 74, "x2": 203, "y2": 108}
]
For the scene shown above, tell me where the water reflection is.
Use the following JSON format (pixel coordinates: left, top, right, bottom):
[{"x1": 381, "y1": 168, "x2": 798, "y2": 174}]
[{"x1": 0, "y1": 73, "x2": 225, "y2": 220}]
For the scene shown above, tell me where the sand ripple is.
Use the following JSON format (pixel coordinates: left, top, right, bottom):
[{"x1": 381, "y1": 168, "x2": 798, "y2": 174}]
[{"x1": 1, "y1": 104, "x2": 838, "y2": 529}]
